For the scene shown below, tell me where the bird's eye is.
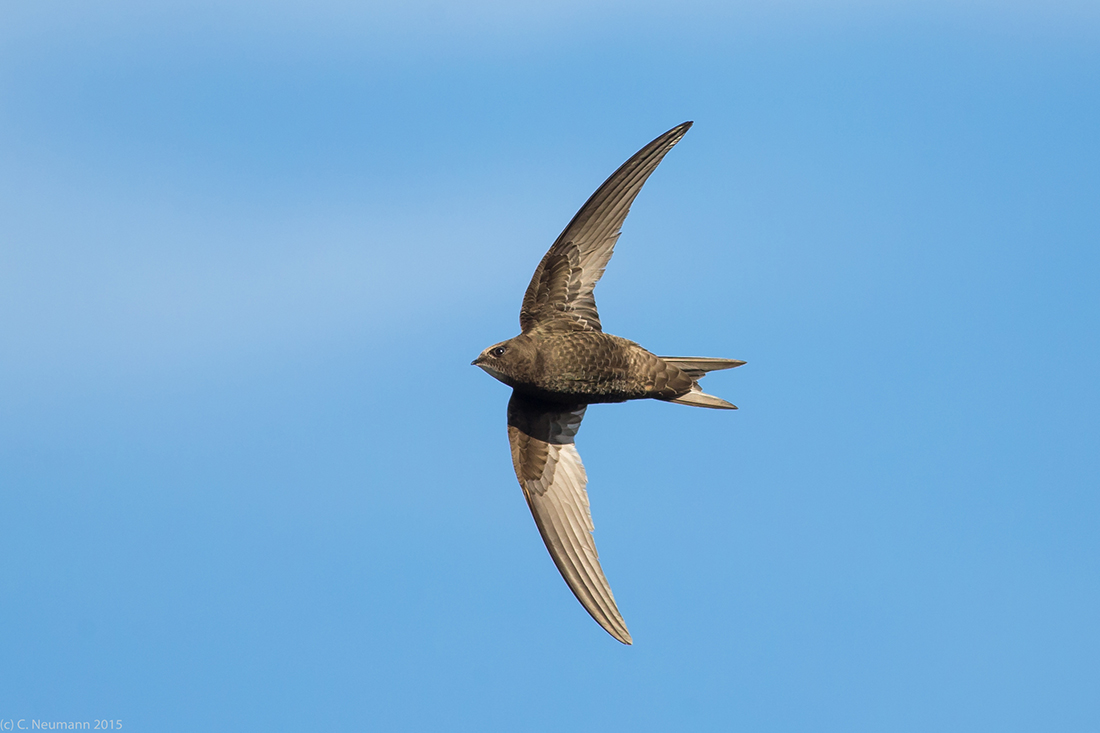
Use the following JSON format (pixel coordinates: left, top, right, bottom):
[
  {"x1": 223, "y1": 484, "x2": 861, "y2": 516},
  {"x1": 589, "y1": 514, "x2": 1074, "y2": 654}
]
[{"x1": 491, "y1": 346, "x2": 507, "y2": 357}]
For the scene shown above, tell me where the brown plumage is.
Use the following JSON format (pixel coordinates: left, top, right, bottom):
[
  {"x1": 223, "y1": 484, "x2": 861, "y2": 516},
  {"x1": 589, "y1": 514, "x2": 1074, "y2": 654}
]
[{"x1": 472, "y1": 122, "x2": 745, "y2": 644}]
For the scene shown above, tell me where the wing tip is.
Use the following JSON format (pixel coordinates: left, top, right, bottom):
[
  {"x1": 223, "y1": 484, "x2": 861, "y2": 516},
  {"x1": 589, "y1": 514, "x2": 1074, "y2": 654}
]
[
  {"x1": 667, "y1": 120, "x2": 693, "y2": 144},
  {"x1": 594, "y1": 609, "x2": 633, "y2": 645}
]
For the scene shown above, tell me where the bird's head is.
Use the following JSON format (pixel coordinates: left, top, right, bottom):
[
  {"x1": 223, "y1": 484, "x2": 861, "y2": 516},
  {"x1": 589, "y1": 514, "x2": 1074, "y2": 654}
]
[{"x1": 471, "y1": 335, "x2": 536, "y2": 386}]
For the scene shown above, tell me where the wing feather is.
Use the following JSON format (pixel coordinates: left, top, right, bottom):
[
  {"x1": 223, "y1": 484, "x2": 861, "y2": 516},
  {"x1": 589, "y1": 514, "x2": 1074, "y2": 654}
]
[
  {"x1": 519, "y1": 122, "x2": 693, "y2": 333},
  {"x1": 507, "y1": 392, "x2": 632, "y2": 644}
]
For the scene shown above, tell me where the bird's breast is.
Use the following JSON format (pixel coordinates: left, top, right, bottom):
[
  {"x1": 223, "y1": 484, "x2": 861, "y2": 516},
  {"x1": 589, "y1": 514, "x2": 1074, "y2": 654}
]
[{"x1": 526, "y1": 332, "x2": 658, "y2": 402}]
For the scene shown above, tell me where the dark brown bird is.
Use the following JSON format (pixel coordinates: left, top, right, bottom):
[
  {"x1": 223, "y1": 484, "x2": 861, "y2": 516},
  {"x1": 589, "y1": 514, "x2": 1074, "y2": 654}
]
[{"x1": 472, "y1": 122, "x2": 745, "y2": 644}]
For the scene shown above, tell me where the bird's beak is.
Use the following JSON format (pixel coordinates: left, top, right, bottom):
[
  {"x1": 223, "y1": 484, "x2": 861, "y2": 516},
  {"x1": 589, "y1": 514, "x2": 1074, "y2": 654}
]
[{"x1": 471, "y1": 356, "x2": 483, "y2": 366}]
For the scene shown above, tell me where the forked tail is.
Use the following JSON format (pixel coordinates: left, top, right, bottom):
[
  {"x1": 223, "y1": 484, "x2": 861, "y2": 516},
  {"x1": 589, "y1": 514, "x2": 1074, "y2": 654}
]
[{"x1": 660, "y1": 356, "x2": 746, "y2": 410}]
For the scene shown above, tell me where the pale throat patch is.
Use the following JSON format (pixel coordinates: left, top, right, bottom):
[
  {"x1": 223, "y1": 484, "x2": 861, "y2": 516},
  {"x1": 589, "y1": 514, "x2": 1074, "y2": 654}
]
[{"x1": 477, "y1": 364, "x2": 509, "y2": 384}]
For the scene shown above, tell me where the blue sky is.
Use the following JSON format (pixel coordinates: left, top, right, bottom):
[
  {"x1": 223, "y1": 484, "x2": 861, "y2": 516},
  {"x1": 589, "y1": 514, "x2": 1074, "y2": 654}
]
[{"x1": 2, "y1": 1, "x2": 1098, "y2": 730}]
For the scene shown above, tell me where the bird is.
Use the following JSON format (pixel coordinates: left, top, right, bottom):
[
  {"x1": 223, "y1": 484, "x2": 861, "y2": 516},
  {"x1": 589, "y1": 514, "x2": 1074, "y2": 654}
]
[{"x1": 472, "y1": 121, "x2": 745, "y2": 644}]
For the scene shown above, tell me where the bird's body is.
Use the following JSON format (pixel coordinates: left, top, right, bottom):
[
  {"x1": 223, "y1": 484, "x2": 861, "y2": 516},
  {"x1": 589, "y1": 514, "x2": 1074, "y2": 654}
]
[
  {"x1": 473, "y1": 122, "x2": 744, "y2": 644},
  {"x1": 476, "y1": 329, "x2": 696, "y2": 404}
]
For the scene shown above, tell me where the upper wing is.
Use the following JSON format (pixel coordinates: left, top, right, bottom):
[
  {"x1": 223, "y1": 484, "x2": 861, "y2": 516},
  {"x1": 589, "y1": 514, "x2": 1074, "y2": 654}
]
[
  {"x1": 519, "y1": 122, "x2": 694, "y2": 333},
  {"x1": 506, "y1": 391, "x2": 632, "y2": 644}
]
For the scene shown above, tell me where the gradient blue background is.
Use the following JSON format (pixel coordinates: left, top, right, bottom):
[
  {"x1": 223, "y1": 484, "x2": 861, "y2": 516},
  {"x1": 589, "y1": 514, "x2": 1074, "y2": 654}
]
[{"x1": 2, "y1": 1, "x2": 1098, "y2": 730}]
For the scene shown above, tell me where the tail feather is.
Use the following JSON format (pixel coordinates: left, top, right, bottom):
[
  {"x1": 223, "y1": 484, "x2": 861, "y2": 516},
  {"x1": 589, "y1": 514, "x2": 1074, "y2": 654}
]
[
  {"x1": 659, "y1": 356, "x2": 745, "y2": 410},
  {"x1": 659, "y1": 357, "x2": 746, "y2": 379},
  {"x1": 667, "y1": 384, "x2": 737, "y2": 410}
]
